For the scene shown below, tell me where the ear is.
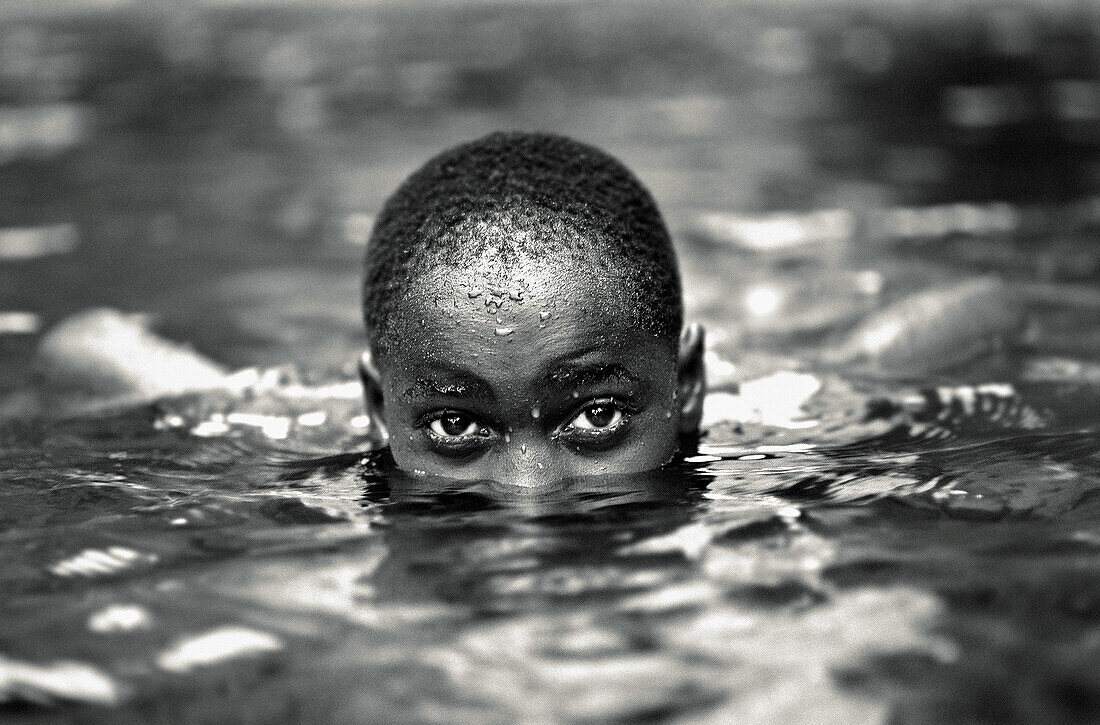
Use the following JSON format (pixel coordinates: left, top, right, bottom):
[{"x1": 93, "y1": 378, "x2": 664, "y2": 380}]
[
  {"x1": 358, "y1": 349, "x2": 388, "y2": 442},
  {"x1": 676, "y1": 323, "x2": 706, "y2": 435}
]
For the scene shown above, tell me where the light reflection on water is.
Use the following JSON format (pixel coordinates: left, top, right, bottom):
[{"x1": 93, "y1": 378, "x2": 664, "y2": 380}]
[
  {"x1": 0, "y1": 1, "x2": 1098, "y2": 719},
  {"x1": 1, "y1": 390, "x2": 1098, "y2": 721}
]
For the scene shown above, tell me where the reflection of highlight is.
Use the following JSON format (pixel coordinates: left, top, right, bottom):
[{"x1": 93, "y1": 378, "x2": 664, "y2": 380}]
[
  {"x1": 156, "y1": 626, "x2": 283, "y2": 673},
  {"x1": 227, "y1": 412, "x2": 291, "y2": 439},
  {"x1": 857, "y1": 319, "x2": 904, "y2": 355},
  {"x1": 191, "y1": 414, "x2": 229, "y2": 437},
  {"x1": 191, "y1": 412, "x2": 293, "y2": 439},
  {"x1": 693, "y1": 209, "x2": 854, "y2": 253},
  {"x1": 296, "y1": 410, "x2": 327, "y2": 426},
  {"x1": 0, "y1": 222, "x2": 71, "y2": 263},
  {"x1": 701, "y1": 372, "x2": 822, "y2": 429},
  {"x1": 0, "y1": 656, "x2": 121, "y2": 706},
  {"x1": 87, "y1": 604, "x2": 152, "y2": 633},
  {"x1": 49, "y1": 546, "x2": 157, "y2": 578},
  {"x1": 745, "y1": 285, "x2": 782, "y2": 317},
  {"x1": 0, "y1": 311, "x2": 40, "y2": 334}
]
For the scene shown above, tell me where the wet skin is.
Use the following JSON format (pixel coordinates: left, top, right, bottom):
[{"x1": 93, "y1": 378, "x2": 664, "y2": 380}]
[{"x1": 361, "y1": 261, "x2": 704, "y2": 488}]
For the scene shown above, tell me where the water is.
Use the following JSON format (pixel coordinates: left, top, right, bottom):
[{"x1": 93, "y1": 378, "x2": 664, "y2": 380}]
[
  {"x1": 1, "y1": 315, "x2": 1098, "y2": 724},
  {"x1": 0, "y1": 192, "x2": 1097, "y2": 721},
  {"x1": 0, "y1": 34, "x2": 1098, "y2": 720},
  {"x1": 1, "y1": 153, "x2": 1098, "y2": 719}
]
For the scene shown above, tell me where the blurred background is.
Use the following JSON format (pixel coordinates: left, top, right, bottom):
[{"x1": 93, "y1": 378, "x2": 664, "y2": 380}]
[
  {"x1": 0, "y1": 0, "x2": 1097, "y2": 405},
  {"x1": 2, "y1": 5, "x2": 1099, "y2": 719}
]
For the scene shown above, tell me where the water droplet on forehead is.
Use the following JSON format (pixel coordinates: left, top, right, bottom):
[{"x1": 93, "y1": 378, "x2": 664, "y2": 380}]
[
  {"x1": 520, "y1": 444, "x2": 527, "y2": 454},
  {"x1": 539, "y1": 310, "x2": 551, "y2": 321},
  {"x1": 510, "y1": 289, "x2": 523, "y2": 301},
  {"x1": 495, "y1": 327, "x2": 514, "y2": 336},
  {"x1": 530, "y1": 406, "x2": 541, "y2": 419},
  {"x1": 468, "y1": 288, "x2": 482, "y2": 298}
]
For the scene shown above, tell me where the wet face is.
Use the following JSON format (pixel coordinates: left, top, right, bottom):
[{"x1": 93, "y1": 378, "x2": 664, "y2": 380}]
[{"x1": 366, "y1": 258, "x2": 690, "y2": 488}]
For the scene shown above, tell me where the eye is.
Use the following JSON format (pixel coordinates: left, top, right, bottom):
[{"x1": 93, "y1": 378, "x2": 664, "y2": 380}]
[
  {"x1": 420, "y1": 410, "x2": 494, "y2": 459},
  {"x1": 557, "y1": 398, "x2": 634, "y2": 451},
  {"x1": 569, "y1": 401, "x2": 624, "y2": 430},
  {"x1": 428, "y1": 413, "x2": 482, "y2": 438}
]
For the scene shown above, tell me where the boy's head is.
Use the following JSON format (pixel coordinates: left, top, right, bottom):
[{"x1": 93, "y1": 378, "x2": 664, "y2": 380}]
[{"x1": 360, "y1": 132, "x2": 704, "y2": 486}]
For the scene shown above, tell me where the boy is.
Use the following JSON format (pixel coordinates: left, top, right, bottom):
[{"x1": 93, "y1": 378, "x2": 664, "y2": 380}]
[
  {"x1": 36, "y1": 132, "x2": 707, "y2": 486},
  {"x1": 357, "y1": 132, "x2": 705, "y2": 487}
]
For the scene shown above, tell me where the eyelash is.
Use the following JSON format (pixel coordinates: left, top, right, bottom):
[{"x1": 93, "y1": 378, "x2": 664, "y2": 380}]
[
  {"x1": 557, "y1": 398, "x2": 634, "y2": 445},
  {"x1": 418, "y1": 398, "x2": 635, "y2": 455},
  {"x1": 419, "y1": 411, "x2": 493, "y2": 454}
]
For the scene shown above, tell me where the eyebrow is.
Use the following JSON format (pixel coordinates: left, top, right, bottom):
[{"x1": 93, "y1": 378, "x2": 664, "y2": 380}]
[
  {"x1": 403, "y1": 374, "x2": 494, "y2": 402},
  {"x1": 540, "y1": 363, "x2": 641, "y2": 391}
]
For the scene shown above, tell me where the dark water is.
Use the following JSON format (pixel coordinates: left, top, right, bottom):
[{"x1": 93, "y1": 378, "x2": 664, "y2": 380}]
[
  {"x1": 0, "y1": 36, "x2": 1098, "y2": 719},
  {"x1": 0, "y1": 411, "x2": 1098, "y2": 723},
  {"x1": 1, "y1": 284, "x2": 1098, "y2": 724}
]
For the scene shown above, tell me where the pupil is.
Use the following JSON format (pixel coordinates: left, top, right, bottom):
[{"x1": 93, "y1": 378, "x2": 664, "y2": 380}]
[
  {"x1": 586, "y1": 404, "x2": 615, "y2": 427},
  {"x1": 440, "y1": 415, "x2": 470, "y2": 436}
]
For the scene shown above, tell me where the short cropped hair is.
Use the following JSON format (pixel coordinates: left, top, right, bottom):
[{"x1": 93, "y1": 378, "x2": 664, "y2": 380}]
[{"x1": 362, "y1": 132, "x2": 682, "y2": 356}]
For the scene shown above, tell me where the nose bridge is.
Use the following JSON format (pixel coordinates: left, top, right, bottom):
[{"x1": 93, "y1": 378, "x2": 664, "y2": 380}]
[{"x1": 494, "y1": 426, "x2": 563, "y2": 488}]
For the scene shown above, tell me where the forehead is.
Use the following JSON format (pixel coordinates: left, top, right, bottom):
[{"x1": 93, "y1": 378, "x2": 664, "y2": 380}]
[{"x1": 376, "y1": 256, "x2": 669, "y2": 373}]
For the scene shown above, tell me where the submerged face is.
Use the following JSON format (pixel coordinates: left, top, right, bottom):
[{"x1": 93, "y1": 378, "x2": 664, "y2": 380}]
[{"x1": 368, "y1": 254, "x2": 686, "y2": 487}]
